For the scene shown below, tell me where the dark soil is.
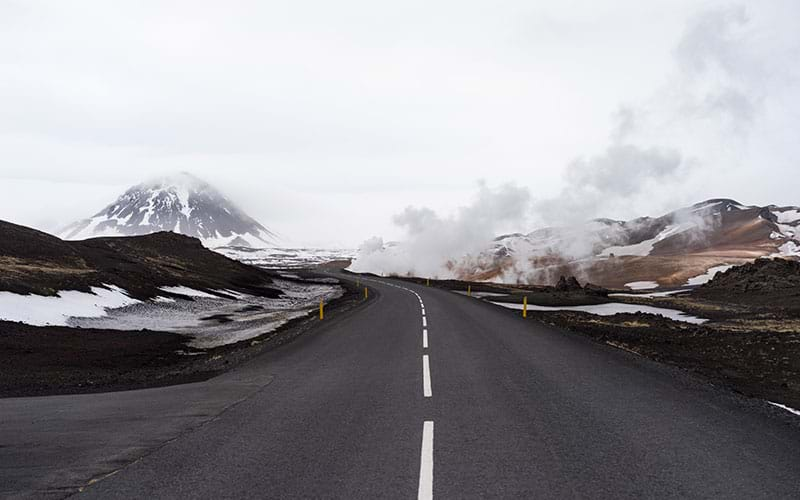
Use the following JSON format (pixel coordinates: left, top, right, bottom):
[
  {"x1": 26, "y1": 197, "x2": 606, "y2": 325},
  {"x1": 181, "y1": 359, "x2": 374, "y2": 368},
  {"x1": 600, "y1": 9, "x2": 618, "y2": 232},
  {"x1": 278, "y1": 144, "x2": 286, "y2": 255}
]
[
  {"x1": 531, "y1": 310, "x2": 800, "y2": 410},
  {"x1": 200, "y1": 314, "x2": 235, "y2": 323},
  {"x1": 0, "y1": 219, "x2": 281, "y2": 300},
  {"x1": 0, "y1": 272, "x2": 364, "y2": 398},
  {"x1": 692, "y1": 257, "x2": 800, "y2": 312}
]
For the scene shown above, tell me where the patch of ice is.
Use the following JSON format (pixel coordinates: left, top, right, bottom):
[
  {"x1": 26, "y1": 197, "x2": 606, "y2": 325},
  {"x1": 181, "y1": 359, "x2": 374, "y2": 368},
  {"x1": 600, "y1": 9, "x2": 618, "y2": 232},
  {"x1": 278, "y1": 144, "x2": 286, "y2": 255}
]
[
  {"x1": 190, "y1": 310, "x2": 309, "y2": 349},
  {"x1": 159, "y1": 286, "x2": 219, "y2": 298},
  {"x1": 609, "y1": 289, "x2": 691, "y2": 298},
  {"x1": 685, "y1": 264, "x2": 735, "y2": 286},
  {"x1": 625, "y1": 281, "x2": 660, "y2": 290},
  {"x1": 491, "y1": 301, "x2": 707, "y2": 324},
  {"x1": 0, "y1": 286, "x2": 140, "y2": 326}
]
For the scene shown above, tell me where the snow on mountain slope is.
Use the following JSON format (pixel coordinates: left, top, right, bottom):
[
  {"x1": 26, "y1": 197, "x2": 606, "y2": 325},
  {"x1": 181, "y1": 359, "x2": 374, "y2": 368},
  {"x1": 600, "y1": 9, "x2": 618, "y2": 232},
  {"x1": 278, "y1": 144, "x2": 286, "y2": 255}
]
[
  {"x1": 352, "y1": 198, "x2": 800, "y2": 288},
  {"x1": 217, "y1": 246, "x2": 356, "y2": 269},
  {"x1": 60, "y1": 173, "x2": 275, "y2": 248}
]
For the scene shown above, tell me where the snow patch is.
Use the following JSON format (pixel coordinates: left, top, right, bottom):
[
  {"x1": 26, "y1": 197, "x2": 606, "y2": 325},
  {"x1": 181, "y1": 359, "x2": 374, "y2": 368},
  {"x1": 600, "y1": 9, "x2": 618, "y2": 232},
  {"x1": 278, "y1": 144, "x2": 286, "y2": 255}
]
[
  {"x1": 454, "y1": 291, "x2": 509, "y2": 298},
  {"x1": 685, "y1": 264, "x2": 735, "y2": 286},
  {"x1": 599, "y1": 223, "x2": 693, "y2": 257},
  {"x1": 609, "y1": 289, "x2": 691, "y2": 298},
  {"x1": 625, "y1": 281, "x2": 660, "y2": 290},
  {"x1": 0, "y1": 286, "x2": 140, "y2": 326},
  {"x1": 491, "y1": 301, "x2": 707, "y2": 324},
  {"x1": 772, "y1": 241, "x2": 800, "y2": 258},
  {"x1": 220, "y1": 246, "x2": 356, "y2": 269},
  {"x1": 773, "y1": 209, "x2": 800, "y2": 224},
  {"x1": 159, "y1": 286, "x2": 219, "y2": 298}
]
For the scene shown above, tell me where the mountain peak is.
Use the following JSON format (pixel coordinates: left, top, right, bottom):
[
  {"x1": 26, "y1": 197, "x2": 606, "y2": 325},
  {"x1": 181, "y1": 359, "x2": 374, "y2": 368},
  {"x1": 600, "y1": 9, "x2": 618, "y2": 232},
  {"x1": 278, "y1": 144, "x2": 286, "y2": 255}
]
[
  {"x1": 142, "y1": 171, "x2": 210, "y2": 191},
  {"x1": 60, "y1": 174, "x2": 275, "y2": 248}
]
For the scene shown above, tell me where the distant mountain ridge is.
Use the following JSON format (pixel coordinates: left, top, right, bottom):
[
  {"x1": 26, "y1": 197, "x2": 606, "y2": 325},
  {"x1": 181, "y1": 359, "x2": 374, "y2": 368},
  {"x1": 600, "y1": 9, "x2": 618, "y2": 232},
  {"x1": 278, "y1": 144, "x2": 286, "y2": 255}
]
[
  {"x1": 352, "y1": 198, "x2": 800, "y2": 289},
  {"x1": 60, "y1": 173, "x2": 275, "y2": 248},
  {"x1": 456, "y1": 198, "x2": 800, "y2": 288}
]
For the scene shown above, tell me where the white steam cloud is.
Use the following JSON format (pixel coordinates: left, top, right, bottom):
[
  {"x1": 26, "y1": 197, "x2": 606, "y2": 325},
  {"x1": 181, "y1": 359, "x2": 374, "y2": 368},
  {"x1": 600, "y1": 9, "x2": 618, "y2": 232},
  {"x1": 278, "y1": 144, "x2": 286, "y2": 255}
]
[
  {"x1": 350, "y1": 182, "x2": 530, "y2": 278},
  {"x1": 350, "y1": 5, "x2": 781, "y2": 283}
]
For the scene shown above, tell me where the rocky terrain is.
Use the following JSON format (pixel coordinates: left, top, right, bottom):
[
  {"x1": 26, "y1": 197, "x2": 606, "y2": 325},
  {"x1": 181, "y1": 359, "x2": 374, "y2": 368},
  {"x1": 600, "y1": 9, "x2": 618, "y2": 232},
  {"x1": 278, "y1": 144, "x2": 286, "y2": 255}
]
[
  {"x1": 693, "y1": 258, "x2": 800, "y2": 310},
  {"x1": 1, "y1": 219, "x2": 280, "y2": 299},
  {"x1": 0, "y1": 220, "x2": 356, "y2": 397},
  {"x1": 0, "y1": 273, "x2": 362, "y2": 398}
]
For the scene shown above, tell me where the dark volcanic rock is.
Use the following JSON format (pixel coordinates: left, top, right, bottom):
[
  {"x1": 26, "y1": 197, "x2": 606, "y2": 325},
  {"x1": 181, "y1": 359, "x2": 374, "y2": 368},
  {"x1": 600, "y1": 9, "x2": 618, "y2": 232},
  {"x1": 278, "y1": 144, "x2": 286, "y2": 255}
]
[
  {"x1": 0, "y1": 220, "x2": 281, "y2": 300},
  {"x1": 583, "y1": 282, "x2": 609, "y2": 296},
  {"x1": 555, "y1": 275, "x2": 583, "y2": 292},
  {"x1": 693, "y1": 258, "x2": 800, "y2": 309}
]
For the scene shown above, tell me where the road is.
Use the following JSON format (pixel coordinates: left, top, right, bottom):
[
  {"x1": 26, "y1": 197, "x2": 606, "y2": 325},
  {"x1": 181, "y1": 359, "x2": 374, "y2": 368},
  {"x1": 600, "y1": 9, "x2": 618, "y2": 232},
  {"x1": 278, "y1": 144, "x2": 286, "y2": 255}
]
[{"x1": 2, "y1": 275, "x2": 800, "y2": 499}]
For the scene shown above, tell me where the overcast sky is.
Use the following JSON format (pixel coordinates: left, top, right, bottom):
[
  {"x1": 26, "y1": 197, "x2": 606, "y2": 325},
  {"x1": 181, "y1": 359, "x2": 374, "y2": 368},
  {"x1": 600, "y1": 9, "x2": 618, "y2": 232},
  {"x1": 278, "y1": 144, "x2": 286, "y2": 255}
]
[{"x1": 1, "y1": 1, "x2": 798, "y2": 247}]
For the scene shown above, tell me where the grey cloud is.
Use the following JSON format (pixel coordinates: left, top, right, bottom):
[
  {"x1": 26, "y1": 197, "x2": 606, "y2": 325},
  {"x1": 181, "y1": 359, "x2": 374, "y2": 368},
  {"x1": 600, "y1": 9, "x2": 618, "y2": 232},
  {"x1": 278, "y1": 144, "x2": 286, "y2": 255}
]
[
  {"x1": 674, "y1": 5, "x2": 764, "y2": 134},
  {"x1": 538, "y1": 144, "x2": 684, "y2": 225}
]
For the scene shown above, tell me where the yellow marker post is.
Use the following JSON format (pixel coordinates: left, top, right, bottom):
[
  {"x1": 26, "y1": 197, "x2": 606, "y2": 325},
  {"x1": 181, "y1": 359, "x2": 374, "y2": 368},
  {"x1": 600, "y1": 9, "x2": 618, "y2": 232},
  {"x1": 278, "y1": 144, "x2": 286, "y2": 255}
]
[
  {"x1": 523, "y1": 296, "x2": 528, "y2": 318},
  {"x1": 468, "y1": 285, "x2": 471, "y2": 297},
  {"x1": 364, "y1": 287, "x2": 369, "y2": 300},
  {"x1": 319, "y1": 299, "x2": 324, "y2": 320}
]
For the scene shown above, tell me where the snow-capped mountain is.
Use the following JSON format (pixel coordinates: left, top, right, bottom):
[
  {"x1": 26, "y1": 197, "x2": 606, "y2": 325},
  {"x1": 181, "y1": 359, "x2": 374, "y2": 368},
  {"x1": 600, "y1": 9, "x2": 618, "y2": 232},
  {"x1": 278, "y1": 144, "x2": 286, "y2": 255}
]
[
  {"x1": 60, "y1": 173, "x2": 275, "y2": 248},
  {"x1": 461, "y1": 199, "x2": 800, "y2": 287}
]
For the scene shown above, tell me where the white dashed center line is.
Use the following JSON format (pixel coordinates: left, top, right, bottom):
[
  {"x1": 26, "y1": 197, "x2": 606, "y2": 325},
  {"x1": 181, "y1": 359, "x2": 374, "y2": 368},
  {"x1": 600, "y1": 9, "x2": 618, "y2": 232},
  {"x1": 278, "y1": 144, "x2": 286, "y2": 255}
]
[
  {"x1": 361, "y1": 277, "x2": 435, "y2": 498},
  {"x1": 422, "y1": 355, "x2": 432, "y2": 397},
  {"x1": 418, "y1": 421, "x2": 434, "y2": 500}
]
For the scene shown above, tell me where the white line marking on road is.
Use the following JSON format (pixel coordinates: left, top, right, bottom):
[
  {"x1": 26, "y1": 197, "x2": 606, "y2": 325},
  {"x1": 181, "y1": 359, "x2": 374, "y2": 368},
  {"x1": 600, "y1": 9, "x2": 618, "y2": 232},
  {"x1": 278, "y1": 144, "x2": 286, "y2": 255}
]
[
  {"x1": 423, "y1": 355, "x2": 432, "y2": 397},
  {"x1": 423, "y1": 316, "x2": 427, "y2": 327},
  {"x1": 422, "y1": 308, "x2": 426, "y2": 316},
  {"x1": 418, "y1": 421, "x2": 434, "y2": 500},
  {"x1": 423, "y1": 329, "x2": 428, "y2": 349},
  {"x1": 770, "y1": 401, "x2": 800, "y2": 417}
]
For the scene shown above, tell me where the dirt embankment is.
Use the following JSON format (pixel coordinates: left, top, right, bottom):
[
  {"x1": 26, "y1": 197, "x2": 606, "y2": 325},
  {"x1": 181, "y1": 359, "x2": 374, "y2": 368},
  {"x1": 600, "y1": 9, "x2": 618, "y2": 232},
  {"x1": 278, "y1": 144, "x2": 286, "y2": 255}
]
[
  {"x1": 692, "y1": 258, "x2": 800, "y2": 311},
  {"x1": 0, "y1": 219, "x2": 281, "y2": 300},
  {"x1": 539, "y1": 311, "x2": 800, "y2": 410},
  {"x1": 0, "y1": 271, "x2": 364, "y2": 398}
]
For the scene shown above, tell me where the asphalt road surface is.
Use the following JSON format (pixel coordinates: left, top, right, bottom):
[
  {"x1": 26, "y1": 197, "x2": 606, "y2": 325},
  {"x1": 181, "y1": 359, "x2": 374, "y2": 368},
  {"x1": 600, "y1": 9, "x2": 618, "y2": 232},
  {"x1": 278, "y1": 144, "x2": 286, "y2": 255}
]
[{"x1": 3, "y1": 275, "x2": 800, "y2": 499}]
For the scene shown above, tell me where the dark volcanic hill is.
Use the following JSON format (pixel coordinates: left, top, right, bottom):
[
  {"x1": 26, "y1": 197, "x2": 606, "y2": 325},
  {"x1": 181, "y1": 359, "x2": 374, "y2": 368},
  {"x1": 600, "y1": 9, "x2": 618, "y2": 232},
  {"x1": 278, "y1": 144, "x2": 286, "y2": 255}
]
[
  {"x1": 60, "y1": 172, "x2": 275, "y2": 248},
  {"x1": 1, "y1": 219, "x2": 280, "y2": 300},
  {"x1": 693, "y1": 257, "x2": 800, "y2": 307}
]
